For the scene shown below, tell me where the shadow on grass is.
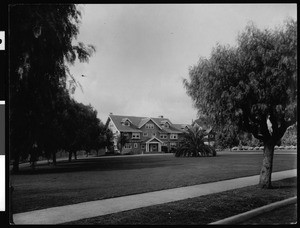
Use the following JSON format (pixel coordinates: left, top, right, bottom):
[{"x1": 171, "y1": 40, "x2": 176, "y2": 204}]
[{"x1": 11, "y1": 157, "x2": 183, "y2": 175}]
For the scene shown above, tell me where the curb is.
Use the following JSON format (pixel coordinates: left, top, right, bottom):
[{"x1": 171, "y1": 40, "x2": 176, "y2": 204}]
[{"x1": 209, "y1": 196, "x2": 297, "y2": 225}]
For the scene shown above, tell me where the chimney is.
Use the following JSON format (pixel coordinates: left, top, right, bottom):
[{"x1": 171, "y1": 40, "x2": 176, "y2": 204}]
[
  {"x1": 159, "y1": 115, "x2": 164, "y2": 118},
  {"x1": 109, "y1": 112, "x2": 113, "y2": 115}
]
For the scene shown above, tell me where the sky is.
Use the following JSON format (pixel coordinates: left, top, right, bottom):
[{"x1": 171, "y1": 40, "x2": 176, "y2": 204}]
[{"x1": 69, "y1": 4, "x2": 297, "y2": 124}]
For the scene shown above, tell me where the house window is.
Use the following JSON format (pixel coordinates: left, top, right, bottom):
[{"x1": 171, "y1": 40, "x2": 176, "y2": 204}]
[
  {"x1": 160, "y1": 134, "x2": 167, "y2": 139},
  {"x1": 124, "y1": 143, "x2": 132, "y2": 149},
  {"x1": 141, "y1": 145, "x2": 145, "y2": 149},
  {"x1": 134, "y1": 143, "x2": 138, "y2": 148},
  {"x1": 124, "y1": 121, "x2": 130, "y2": 126},
  {"x1": 146, "y1": 123, "x2": 154, "y2": 129},
  {"x1": 152, "y1": 132, "x2": 156, "y2": 137},
  {"x1": 170, "y1": 134, "x2": 178, "y2": 139},
  {"x1": 170, "y1": 142, "x2": 177, "y2": 147},
  {"x1": 132, "y1": 133, "x2": 140, "y2": 139},
  {"x1": 164, "y1": 123, "x2": 169, "y2": 128},
  {"x1": 143, "y1": 132, "x2": 148, "y2": 137}
]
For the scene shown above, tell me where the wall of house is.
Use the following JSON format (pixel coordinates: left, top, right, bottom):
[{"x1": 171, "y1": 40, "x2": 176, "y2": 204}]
[
  {"x1": 139, "y1": 119, "x2": 162, "y2": 140},
  {"x1": 109, "y1": 118, "x2": 184, "y2": 154}
]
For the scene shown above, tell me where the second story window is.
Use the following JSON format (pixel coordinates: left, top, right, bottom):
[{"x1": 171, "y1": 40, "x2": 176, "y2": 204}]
[
  {"x1": 160, "y1": 134, "x2": 167, "y2": 139},
  {"x1": 152, "y1": 132, "x2": 156, "y2": 137},
  {"x1": 143, "y1": 132, "x2": 148, "y2": 137},
  {"x1": 124, "y1": 143, "x2": 132, "y2": 149},
  {"x1": 170, "y1": 134, "x2": 178, "y2": 139},
  {"x1": 146, "y1": 123, "x2": 154, "y2": 129},
  {"x1": 132, "y1": 133, "x2": 140, "y2": 139}
]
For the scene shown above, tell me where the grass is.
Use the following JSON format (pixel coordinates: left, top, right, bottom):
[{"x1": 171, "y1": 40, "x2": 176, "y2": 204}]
[
  {"x1": 11, "y1": 153, "x2": 296, "y2": 213},
  {"x1": 62, "y1": 177, "x2": 297, "y2": 225},
  {"x1": 239, "y1": 203, "x2": 297, "y2": 225}
]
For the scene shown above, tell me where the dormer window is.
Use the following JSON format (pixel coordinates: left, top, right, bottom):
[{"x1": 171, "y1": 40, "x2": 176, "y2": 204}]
[
  {"x1": 146, "y1": 123, "x2": 154, "y2": 129},
  {"x1": 164, "y1": 123, "x2": 169, "y2": 128},
  {"x1": 121, "y1": 118, "x2": 131, "y2": 126},
  {"x1": 132, "y1": 133, "x2": 140, "y2": 139}
]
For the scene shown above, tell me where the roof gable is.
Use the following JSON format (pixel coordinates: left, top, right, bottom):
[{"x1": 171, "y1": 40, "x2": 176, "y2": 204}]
[
  {"x1": 138, "y1": 118, "x2": 162, "y2": 129},
  {"x1": 146, "y1": 136, "x2": 164, "y2": 144}
]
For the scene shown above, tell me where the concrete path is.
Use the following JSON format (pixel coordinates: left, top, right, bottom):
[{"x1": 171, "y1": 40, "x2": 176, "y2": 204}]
[{"x1": 13, "y1": 169, "x2": 297, "y2": 225}]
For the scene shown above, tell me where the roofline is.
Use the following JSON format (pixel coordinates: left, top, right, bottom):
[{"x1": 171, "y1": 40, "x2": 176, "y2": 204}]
[
  {"x1": 138, "y1": 118, "x2": 162, "y2": 130},
  {"x1": 145, "y1": 136, "x2": 164, "y2": 144},
  {"x1": 107, "y1": 116, "x2": 119, "y2": 132}
]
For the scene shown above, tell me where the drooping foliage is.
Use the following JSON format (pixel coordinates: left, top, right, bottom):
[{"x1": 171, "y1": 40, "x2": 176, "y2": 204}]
[
  {"x1": 184, "y1": 20, "x2": 297, "y2": 144},
  {"x1": 183, "y1": 19, "x2": 297, "y2": 188},
  {"x1": 9, "y1": 4, "x2": 99, "y2": 171}
]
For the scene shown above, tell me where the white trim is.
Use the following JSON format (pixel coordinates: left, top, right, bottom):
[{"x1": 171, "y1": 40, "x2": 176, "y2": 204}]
[
  {"x1": 145, "y1": 136, "x2": 164, "y2": 144},
  {"x1": 132, "y1": 132, "x2": 141, "y2": 139},
  {"x1": 108, "y1": 116, "x2": 119, "y2": 133},
  {"x1": 124, "y1": 143, "x2": 132, "y2": 149},
  {"x1": 0, "y1": 101, "x2": 4, "y2": 105},
  {"x1": 160, "y1": 134, "x2": 168, "y2": 139},
  {"x1": 170, "y1": 133, "x2": 178, "y2": 139},
  {"x1": 121, "y1": 117, "x2": 133, "y2": 124},
  {"x1": 139, "y1": 118, "x2": 162, "y2": 130}
]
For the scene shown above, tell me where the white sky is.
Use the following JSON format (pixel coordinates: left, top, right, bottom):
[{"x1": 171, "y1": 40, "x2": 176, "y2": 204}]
[{"x1": 69, "y1": 4, "x2": 296, "y2": 124}]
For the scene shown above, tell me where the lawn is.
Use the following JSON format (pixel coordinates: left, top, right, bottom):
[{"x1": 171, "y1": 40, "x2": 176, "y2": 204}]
[
  {"x1": 11, "y1": 153, "x2": 297, "y2": 213},
  {"x1": 240, "y1": 203, "x2": 297, "y2": 225},
  {"x1": 62, "y1": 177, "x2": 297, "y2": 225}
]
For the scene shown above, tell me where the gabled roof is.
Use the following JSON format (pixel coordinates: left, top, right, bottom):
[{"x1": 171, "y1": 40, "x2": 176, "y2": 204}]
[
  {"x1": 145, "y1": 136, "x2": 164, "y2": 144},
  {"x1": 193, "y1": 117, "x2": 212, "y2": 131},
  {"x1": 109, "y1": 115, "x2": 143, "y2": 133},
  {"x1": 109, "y1": 114, "x2": 184, "y2": 133},
  {"x1": 173, "y1": 124, "x2": 192, "y2": 132},
  {"x1": 138, "y1": 118, "x2": 163, "y2": 129},
  {"x1": 121, "y1": 118, "x2": 132, "y2": 123}
]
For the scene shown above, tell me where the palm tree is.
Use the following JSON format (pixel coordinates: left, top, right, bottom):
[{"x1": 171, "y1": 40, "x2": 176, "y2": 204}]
[{"x1": 175, "y1": 125, "x2": 216, "y2": 157}]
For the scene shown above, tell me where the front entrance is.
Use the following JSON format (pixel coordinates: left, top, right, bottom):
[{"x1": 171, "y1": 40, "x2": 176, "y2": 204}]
[
  {"x1": 149, "y1": 144, "x2": 158, "y2": 152},
  {"x1": 145, "y1": 136, "x2": 163, "y2": 152}
]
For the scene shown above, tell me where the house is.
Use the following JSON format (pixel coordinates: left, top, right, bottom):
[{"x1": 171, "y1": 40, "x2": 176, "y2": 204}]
[
  {"x1": 192, "y1": 118, "x2": 216, "y2": 146},
  {"x1": 106, "y1": 114, "x2": 185, "y2": 154}
]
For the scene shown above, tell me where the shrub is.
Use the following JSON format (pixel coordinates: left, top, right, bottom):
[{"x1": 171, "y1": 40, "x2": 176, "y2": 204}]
[{"x1": 174, "y1": 125, "x2": 217, "y2": 157}]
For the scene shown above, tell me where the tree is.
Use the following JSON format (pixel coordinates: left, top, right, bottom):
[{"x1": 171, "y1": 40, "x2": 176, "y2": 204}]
[
  {"x1": 281, "y1": 123, "x2": 297, "y2": 146},
  {"x1": 215, "y1": 125, "x2": 239, "y2": 150},
  {"x1": 9, "y1": 4, "x2": 95, "y2": 172},
  {"x1": 117, "y1": 133, "x2": 130, "y2": 154},
  {"x1": 175, "y1": 125, "x2": 216, "y2": 157},
  {"x1": 184, "y1": 19, "x2": 297, "y2": 188}
]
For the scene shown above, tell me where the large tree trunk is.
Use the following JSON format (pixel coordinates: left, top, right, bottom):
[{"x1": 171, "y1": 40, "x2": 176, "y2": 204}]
[
  {"x1": 68, "y1": 151, "x2": 72, "y2": 162},
  {"x1": 52, "y1": 152, "x2": 56, "y2": 166},
  {"x1": 259, "y1": 140, "x2": 275, "y2": 189},
  {"x1": 12, "y1": 155, "x2": 19, "y2": 173},
  {"x1": 74, "y1": 151, "x2": 77, "y2": 160}
]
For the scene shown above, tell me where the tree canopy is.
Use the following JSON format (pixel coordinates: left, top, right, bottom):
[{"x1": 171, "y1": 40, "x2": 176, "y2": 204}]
[
  {"x1": 184, "y1": 19, "x2": 297, "y2": 144},
  {"x1": 184, "y1": 19, "x2": 297, "y2": 188},
  {"x1": 9, "y1": 4, "x2": 107, "y2": 172}
]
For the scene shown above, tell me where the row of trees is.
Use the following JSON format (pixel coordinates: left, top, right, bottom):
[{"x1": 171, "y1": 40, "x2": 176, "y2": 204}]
[
  {"x1": 184, "y1": 19, "x2": 297, "y2": 188},
  {"x1": 9, "y1": 4, "x2": 113, "y2": 172}
]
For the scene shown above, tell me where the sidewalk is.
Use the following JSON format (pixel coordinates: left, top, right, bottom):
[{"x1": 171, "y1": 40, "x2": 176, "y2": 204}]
[{"x1": 13, "y1": 169, "x2": 297, "y2": 225}]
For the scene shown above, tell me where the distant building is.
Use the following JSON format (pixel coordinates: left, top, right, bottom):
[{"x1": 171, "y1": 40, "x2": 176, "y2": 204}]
[
  {"x1": 192, "y1": 118, "x2": 216, "y2": 146},
  {"x1": 106, "y1": 114, "x2": 186, "y2": 154}
]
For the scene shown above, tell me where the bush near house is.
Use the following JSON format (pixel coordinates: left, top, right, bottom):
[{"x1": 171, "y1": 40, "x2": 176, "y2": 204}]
[{"x1": 174, "y1": 125, "x2": 217, "y2": 157}]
